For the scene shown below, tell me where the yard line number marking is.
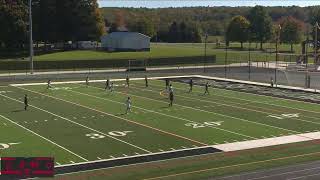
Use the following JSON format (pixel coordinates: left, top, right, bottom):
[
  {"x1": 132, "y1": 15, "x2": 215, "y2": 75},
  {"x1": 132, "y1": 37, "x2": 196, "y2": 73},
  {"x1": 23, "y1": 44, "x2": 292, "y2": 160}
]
[
  {"x1": 185, "y1": 121, "x2": 223, "y2": 129},
  {"x1": 268, "y1": 113, "x2": 299, "y2": 120},
  {"x1": 0, "y1": 142, "x2": 21, "y2": 150},
  {"x1": 86, "y1": 131, "x2": 132, "y2": 139}
]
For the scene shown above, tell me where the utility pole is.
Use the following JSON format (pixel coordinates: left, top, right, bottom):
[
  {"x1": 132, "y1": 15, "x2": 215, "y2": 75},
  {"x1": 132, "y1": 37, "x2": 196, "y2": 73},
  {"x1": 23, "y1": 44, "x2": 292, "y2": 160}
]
[
  {"x1": 29, "y1": 0, "x2": 34, "y2": 74},
  {"x1": 203, "y1": 6, "x2": 209, "y2": 73},
  {"x1": 224, "y1": 40, "x2": 228, "y2": 78},
  {"x1": 248, "y1": 41, "x2": 251, "y2": 80},
  {"x1": 314, "y1": 22, "x2": 319, "y2": 68},
  {"x1": 204, "y1": 33, "x2": 208, "y2": 73},
  {"x1": 275, "y1": 25, "x2": 281, "y2": 87}
]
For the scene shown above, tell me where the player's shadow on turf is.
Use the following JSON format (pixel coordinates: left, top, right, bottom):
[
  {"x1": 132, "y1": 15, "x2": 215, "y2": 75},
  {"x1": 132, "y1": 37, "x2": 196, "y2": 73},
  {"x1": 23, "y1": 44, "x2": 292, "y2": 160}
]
[
  {"x1": 115, "y1": 113, "x2": 127, "y2": 116},
  {"x1": 12, "y1": 109, "x2": 25, "y2": 113}
]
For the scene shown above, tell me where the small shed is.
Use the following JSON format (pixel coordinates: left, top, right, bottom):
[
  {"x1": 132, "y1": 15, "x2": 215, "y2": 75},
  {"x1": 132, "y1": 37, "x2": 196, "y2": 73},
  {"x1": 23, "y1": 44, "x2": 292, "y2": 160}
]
[{"x1": 101, "y1": 32, "x2": 150, "y2": 52}]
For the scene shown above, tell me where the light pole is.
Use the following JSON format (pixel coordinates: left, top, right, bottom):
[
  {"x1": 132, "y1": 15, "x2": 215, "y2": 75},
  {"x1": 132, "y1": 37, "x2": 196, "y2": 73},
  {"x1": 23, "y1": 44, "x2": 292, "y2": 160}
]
[
  {"x1": 224, "y1": 40, "x2": 228, "y2": 78},
  {"x1": 314, "y1": 22, "x2": 319, "y2": 67},
  {"x1": 29, "y1": 0, "x2": 34, "y2": 74},
  {"x1": 204, "y1": 33, "x2": 208, "y2": 73},
  {"x1": 248, "y1": 41, "x2": 251, "y2": 80},
  {"x1": 275, "y1": 25, "x2": 281, "y2": 87}
]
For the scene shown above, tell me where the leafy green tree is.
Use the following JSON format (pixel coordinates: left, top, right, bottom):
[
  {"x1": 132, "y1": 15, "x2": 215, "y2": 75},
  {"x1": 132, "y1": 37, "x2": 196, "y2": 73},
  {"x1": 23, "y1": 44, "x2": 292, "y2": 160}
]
[
  {"x1": 226, "y1": 15, "x2": 250, "y2": 49},
  {"x1": 0, "y1": 0, "x2": 28, "y2": 50},
  {"x1": 279, "y1": 16, "x2": 304, "y2": 52},
  {"x1": 168, "y1": 21, "x2": 179, "y2": 43},
  {"x1": 247, "y1": 6, "x2": 273, "y2": 50},
  {"x1": 309, "y1": 8, "x2": 320, "y2": 50},
  {"x1": 131, "y1": 18, "x2": 155, "y2": 37}
]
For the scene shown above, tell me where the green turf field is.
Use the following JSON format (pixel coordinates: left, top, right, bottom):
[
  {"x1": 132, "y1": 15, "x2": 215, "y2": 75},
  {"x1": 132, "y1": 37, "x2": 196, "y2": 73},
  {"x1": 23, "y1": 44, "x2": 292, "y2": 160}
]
[{"x1": 1, "y1": 77, "x2": 320, "y2": 178}]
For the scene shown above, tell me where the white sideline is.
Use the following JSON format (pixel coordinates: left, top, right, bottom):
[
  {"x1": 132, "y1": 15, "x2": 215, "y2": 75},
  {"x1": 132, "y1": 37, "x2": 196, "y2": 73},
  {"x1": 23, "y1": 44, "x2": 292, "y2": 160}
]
[
  {"x1": 195, "y1": 75, "x2": 320, "y2": 93},
  {"x1": 213, "y1": 132, "x2": 320, "y2": 152},
  {"x1": 9, "y1": 75, "x2": 192, "y2": 87},
  {"x1": 10, "y1": 74, "x2": 320, "y2": 94}
]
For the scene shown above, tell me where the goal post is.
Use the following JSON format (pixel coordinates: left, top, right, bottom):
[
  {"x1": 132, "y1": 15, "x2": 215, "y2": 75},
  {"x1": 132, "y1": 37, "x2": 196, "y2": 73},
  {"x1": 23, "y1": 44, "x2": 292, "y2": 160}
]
[{"x1": 127, "y1": 59, "x2": 147, "y2": 72}]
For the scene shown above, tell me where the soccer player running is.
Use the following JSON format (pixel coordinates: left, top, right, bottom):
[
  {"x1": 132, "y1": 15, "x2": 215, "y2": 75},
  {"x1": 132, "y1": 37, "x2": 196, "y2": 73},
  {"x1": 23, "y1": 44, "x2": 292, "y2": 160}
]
[
  {"x1": 126, "y1": 75, "x2": 130, "y2": 87},
  {"x1": 145, "y1": 75, "x2": 148, "y2": 87},
  {"x1": 105, "y1": 78, "x2": 110, "y2": 90},
  {"x1": 47, "y1": 79, "x2": 52, "y2": 89},
  {"x1": 24, "y1": 94, "x2": 28, "y2": 111},
  {"x1": 126, "y1": 97, "x2": 132, "y2": 114},
  {"x1": 110, "y1": 82, "x2": 114, "y2": 92},
  {"x1": 165, "y1": 79, "x2": 169, "y2": 90},
  {"x1": 169, "y1": 84, "x2": 173, "y2": 93},
  {"x1": 270, "y1": 77, "x2": 274, "y2": 87},
  {"x1": 86, "y1": 76, "x2": 89, "y2": 86},
  {"x1": 169, "y1": 90, "x2": 174, "y2": 107},
  {"x1": 188, "y1": 78, "x2": 193, "y2": 93},
  {"x1": 204, "y1": 82, "x2": 210, "y2": 95}
]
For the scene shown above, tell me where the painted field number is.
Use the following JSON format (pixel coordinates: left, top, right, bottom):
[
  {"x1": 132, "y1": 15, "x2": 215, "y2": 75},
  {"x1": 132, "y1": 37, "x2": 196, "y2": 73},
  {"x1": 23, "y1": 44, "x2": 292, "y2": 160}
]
[
  {"x1": 268, "y1": 113, "x2": 299, "y2": 120},
  {"x1": 86, "y1": 131, "x2": 132, "y2": 139},
  {"x1": 108, "y1": 131, "x2": 132, "y2": 137},
  {"x1": 185, "y1": 121, "x2": 223, "y2": 128},
  {"x1": 0, "y1": 142, "x2": 20, "y2": 150}
]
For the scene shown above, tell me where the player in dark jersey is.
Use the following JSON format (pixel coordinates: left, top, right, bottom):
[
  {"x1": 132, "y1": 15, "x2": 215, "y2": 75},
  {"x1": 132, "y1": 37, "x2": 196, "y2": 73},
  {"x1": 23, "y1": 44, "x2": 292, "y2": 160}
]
[
  {"x1": 165, "y1": 79, "x2": 169, "y2": 90},
  {"x1": 47, "y1": 79, "x2": 52, "y2": 89},
  {"x1": 188, "y1": 78, "x2": 193, "y2": 93},
  {"x1": 86, "y1": 76, "x2": 89, "y2": 86},
  {"x1": 204, "y1": 82, "x2": 210, "y2": 95},
  {"x1": 24, "y1": 94, "x2": 28, "y2": 111},
  {"x1": 145, "y1": 75, "x2": 148, "y2": 87},
  {"x1": 126, "y1": 75, "x2": 129, "y2": 87},
  {"x1": 105, "y1": 78, "x2": 110, "y2": 90},
  {"x1": 169, "y1": 91, "x2": 174, "y2": 107}
]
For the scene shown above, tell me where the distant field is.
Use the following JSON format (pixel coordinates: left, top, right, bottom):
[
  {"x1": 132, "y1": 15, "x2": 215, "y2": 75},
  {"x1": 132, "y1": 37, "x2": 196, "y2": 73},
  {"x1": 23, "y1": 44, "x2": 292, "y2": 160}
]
[{"x1": 33, "y1": 43, "x2": 305, "y2": 64}]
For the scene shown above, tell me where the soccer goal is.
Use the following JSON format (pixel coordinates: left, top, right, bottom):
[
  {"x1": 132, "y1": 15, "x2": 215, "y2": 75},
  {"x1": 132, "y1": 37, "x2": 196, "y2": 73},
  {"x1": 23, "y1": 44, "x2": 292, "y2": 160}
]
[{"x1": 127, "y1": 59, "x2": 147, "y2": 72}]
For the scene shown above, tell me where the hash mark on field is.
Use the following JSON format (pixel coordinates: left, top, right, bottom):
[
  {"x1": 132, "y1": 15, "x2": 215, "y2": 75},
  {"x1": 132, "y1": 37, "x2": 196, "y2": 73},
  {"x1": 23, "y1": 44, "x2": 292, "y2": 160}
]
[
  {"x1": 24, "y1": 121, "x2": 27, "y2": 124},
  {"x1": 181, "y1": 146, "x2": 187, "y2": 149},
  {"x1": 135, "y1": 152, "x2": 140, "y2": 155},
  {"x1": 44, "y1": 120, "x2": 48, "y2": 122},
  {"x1": 56, "y1": 162, "x2": 61, "y2": 166},
  {"x1": 224, "y1": 141, "x2": 229, "y2": 143},
  {"x1": 110, "y1": 155, "x2": 115, "y2": 159},
  {"x1": 97, "y1": 157, "x2": 101, "y2": 160},
  {"x1": 54, "y1": 118, "x2": 58, "y2": 121},
  {"x1": 3, "y1": 123, "x2": 7, "y2": 126},
  {"x1": 34, "y1": 120, "x2": 38, "y2": 123},
  {"x1": 82, "y1": 116, "x2": 86, "y2": 119},
  {"x1": 70, "y1": 161, "x2": 75, "y2": 164},
  {"x1": 159, "y1": 149, "x2": 164, "y2": 152},
  {"x1": 73, "y1": 117, "x2": 77, "y2": 119},
  {"x1": 123, "y1": 154, "x2": 128, "y2": 157},
  {"x1": 91, "y1": 116, "x2": 95, "y2": 118},
  {"x1": 170, "y1": 148, "x2": 176, "y2": 150},
  {"x1": 192, "y1": 145, "x2": 198, "y2": 147}
]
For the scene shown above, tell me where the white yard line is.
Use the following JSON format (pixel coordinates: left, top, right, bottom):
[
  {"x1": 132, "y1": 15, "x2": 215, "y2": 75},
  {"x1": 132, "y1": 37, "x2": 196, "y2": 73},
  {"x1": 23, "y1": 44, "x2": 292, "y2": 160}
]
[
  {"x1": 0, "y1": 92, "x2": 152, "y2": 154},
  {"x1": 15, "y1": 86, "x2": 208, "y2": 147},
  {"x1": 135, "y1": 81, "x2": 320, "y2": 126},
  {"x1": 66, "y1": 87, "x2": 252, "y2": 141},
  {"x1": 127, "y1": 85, "x2": 300, "y2": 135},
  {"x1": 194, "y1": 75, "x2": 320, "y2": 112},
  {"x1": 144, "y1": 79, "x2": 320, "y2": 121},
  {"x1": 0, "y1": 114, "x2": 88, "y2": 162}
]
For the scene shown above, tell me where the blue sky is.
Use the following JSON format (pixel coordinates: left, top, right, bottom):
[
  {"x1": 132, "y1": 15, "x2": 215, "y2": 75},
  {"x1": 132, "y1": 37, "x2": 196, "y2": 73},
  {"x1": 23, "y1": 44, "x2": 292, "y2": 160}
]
[{"x1": 99, "y1": 1, "x2": 320, "y2": 8}]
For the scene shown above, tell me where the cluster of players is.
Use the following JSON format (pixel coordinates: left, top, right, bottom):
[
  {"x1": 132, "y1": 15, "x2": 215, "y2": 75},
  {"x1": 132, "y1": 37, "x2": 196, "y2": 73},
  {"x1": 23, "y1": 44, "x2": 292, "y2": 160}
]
[{"x1": 24, "y1": 76, "x2": 211, "y2": 114}]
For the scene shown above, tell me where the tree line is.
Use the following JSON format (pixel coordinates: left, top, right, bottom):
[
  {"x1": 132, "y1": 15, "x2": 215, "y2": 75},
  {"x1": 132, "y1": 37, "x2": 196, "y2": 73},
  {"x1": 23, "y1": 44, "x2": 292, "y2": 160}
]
[
  {"x1": 0, "y1": 0, "x2": 105, "y2": 51},
  {"x1": 102, "y1": 6, "x2": 320, "y2": 46}
]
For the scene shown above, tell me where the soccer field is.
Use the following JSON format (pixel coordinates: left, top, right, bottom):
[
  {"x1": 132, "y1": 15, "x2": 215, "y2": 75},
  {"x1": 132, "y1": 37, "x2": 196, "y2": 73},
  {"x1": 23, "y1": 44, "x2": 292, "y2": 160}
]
[{"x1": 1, "y1": 76, "x2": 320, "y2": 174}]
